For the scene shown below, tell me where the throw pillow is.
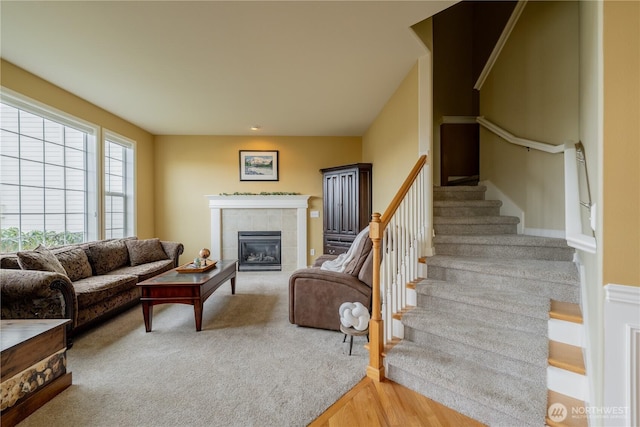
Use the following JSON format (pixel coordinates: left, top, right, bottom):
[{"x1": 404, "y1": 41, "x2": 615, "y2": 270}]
[
  {"x1": 125, "y1": 238, "x2": 168, "y2": 266},
  {"x1": 17, "y1": 245, "x2": 67, "y2": 276},
  {"x1": 87, "y1": 239, "x2": 130, "y2": 275},
  {"x1": 54, "y1": 247, "x2": 93, "y2": 282},
  {"x1": 1, "y1": 255, "x2": 20, "y2": 270}
]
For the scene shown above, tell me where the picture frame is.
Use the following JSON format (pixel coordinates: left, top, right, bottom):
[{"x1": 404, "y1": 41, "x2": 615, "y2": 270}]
[{"x1": 239, "y1": 150, "x2": 279, "y2": 181}]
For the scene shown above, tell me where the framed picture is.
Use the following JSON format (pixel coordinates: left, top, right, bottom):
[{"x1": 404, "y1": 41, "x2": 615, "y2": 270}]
[{"x1": 239, "y1": 150, "x2": 279, "y2": 181}]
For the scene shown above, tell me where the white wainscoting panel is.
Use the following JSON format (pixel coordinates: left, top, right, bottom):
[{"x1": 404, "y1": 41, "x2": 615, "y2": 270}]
[{"x1": 604, "y1": 284, "x2": 640, "y2": 427}]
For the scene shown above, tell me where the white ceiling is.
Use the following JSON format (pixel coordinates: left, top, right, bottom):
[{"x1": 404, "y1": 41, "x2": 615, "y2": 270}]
[{"x1": 1, "y1": 1, "x2": 455, "y2": 136}]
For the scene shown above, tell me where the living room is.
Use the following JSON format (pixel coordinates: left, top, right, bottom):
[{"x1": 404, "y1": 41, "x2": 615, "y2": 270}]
[
  {"x1": 1, "y1": 2, "x2": 444, "y2": 425},
  {"x1": 2, "y1": 1, "x2": 639, "y2": 426}
]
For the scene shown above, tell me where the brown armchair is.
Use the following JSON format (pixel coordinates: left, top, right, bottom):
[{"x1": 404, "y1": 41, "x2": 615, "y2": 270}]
[{"x1": 289, "y1": 234, "x2": 374, "y2": 331}]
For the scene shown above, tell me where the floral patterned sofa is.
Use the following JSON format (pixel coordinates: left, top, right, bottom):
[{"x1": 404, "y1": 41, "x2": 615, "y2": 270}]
[{"x1": 0, "y1": 237, "x2": 183, "y2": 342}]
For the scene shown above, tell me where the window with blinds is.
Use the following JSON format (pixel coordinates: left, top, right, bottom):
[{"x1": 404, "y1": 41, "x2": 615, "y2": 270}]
[
  {"x1": 104, "y1": 132, "x2": 134, "y2": 239},
  {"x1": 0, "y1": 99, "x2": 98, "y2": 252},
  {"x1": 0, "y1": 90, "x2": 136, "y2": 252}
]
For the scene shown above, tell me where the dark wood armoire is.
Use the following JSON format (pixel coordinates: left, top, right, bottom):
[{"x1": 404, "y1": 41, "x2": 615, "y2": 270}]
[{"x1": 320, "y1": 163, "x2": 372, "y2": 255}]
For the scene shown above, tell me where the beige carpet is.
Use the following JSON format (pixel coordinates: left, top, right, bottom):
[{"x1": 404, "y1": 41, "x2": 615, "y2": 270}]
[{"x1": 20, "y1": 271, "x2": 368, "y2": 427}]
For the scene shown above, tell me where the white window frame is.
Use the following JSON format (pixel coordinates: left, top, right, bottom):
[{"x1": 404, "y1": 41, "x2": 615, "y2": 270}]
[
  {"x1": 102, "y1": 130, "x2": 136, "y2": 239},
  {"x1": 0, "y1": 87, "x2": 99, "y2": 248}
]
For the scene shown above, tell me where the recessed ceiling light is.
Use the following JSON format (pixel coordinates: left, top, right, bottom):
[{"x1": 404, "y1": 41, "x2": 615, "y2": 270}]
[{"x1": 250, "y1": 125, "x2": 261, "y2": 131}]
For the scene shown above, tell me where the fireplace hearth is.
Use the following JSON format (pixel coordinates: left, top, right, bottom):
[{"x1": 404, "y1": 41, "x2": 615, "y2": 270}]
[{"x1": 238, "y1": 231, "x2": 282, "y2": 271}]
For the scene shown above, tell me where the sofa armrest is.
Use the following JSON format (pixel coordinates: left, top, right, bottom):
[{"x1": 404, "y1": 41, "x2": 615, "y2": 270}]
[
  {"x1": 161, "y1": 241, "x2": 184, "y2": 268},
  {"x1": 0, "y1": 269, "x2": 78, "y2": 330}
]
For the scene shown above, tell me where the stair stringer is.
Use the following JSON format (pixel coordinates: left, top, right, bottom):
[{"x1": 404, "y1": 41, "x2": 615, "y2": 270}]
[{"x1": 544, "y1": 253, "x2": 593, "y2": 427}]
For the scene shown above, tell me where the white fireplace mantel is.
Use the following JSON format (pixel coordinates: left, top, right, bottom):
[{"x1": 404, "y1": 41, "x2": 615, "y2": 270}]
[{"x1": 207, "y1": 195, "x2": 311, "y2": 269}]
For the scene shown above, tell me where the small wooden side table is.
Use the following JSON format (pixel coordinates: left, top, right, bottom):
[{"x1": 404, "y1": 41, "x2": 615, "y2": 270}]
[
  {"x1": 340, "y1": 324, "x2": 369, "y2": 356},
  {"x1": 1, "y1": 319, "x2": 72, "y2": 427}
]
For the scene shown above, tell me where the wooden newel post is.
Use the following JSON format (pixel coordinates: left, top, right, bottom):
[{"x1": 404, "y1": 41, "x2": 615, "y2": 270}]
[{"x1": 367, "y1": 213, "x2": 385, "y2": 381}]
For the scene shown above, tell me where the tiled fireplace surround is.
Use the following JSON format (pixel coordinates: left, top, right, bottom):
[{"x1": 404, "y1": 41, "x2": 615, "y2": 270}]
[{"x1": 207, "y1": 195, "x2": 311, "y2": 271}]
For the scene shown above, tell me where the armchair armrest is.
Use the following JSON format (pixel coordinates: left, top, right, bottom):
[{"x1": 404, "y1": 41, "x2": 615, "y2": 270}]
[
  {"x1": 290, "y1": 268, "x2": 370, "y2": 293},
  {"x1": 161, "y1": 241, "x2": 184, "y2": 268},
  {"x1": 289, "y1": 268, "x2": 371, "y2": 331},
  {"x1": 312, "y1": 255, "x2": 337, "y2": 268},
  {"x1": 1, "y1": 269, "x2": 78, "y2": 330}
]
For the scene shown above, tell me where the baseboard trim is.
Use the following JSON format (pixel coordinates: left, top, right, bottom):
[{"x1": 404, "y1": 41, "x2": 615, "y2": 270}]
[
  {"x1": 523, "y1": 227, "x2": 566, "y2": 239},
  {"x1": 478, "y1": 180, "x2": 524, "y2": 234}
]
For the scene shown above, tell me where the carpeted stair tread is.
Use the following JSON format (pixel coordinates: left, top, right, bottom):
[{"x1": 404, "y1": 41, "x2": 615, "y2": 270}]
[
  {"x1": 433, "y1": 234, "x2": 575, "y2": 261},
  {"x1": 433, "y1": 185, "x2": 487, "y2": 201},
  {"x1": 434, "y1": 234, "x2": 571, "y2": 248},
  {"x1": 401, "y1": 307, "x2": 548, "y2": 367},
  {"x1": 427, "y1": 255, "x2": 579, "y2": 285},
  {"x1": 434, "y1": 215, "x2": 519, "y2": 225},
  {"x1": 433, "y1": 216, "x2": 520, "y2": 235},
  {"x1": 404, "y1": 325, "x2": 547, "y2": 380},
  {"x1": 434, "y1": 185, "x2": 487, "y2": 193},
  {"x1": 434, "y1": 200, "x2": 502, "y2": 208},
  {"x1": 417, "y1": 279, "x2": 550, "y2": 321},
  {"x1": 385, "y1": 340, "x2": 546, "y2": 426}
]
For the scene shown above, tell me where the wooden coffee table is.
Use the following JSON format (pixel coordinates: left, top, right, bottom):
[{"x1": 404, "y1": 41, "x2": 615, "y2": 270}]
[{"x1": 137, "y1": 259, "x2": 237, "y2": 332}]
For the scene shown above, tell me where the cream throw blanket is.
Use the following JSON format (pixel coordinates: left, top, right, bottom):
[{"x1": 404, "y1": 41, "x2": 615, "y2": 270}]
[{"x1": 320, "y1": 226, "x2": 370, "y2": 273}]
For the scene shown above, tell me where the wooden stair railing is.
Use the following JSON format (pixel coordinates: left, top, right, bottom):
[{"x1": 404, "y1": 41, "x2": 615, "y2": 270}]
[{"x1": 367, "y1": 155, "x2": 428, "y2": 381}]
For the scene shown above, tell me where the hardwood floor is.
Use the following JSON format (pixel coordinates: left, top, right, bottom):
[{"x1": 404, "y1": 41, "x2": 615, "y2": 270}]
[{"x1": 309, "y1": 377, "x2": 486, "y2": 427}]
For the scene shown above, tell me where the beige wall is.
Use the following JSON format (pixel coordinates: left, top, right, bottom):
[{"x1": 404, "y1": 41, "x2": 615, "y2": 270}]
[
  {"x1": 362, "y1": 62, "x2": 420, "y2": 214},
  {"x1": 152, "y1": 135, "x2": 361, "y2": 263},
  {"x1": 0, "y1": 60, "x2": 157, "y2": 239},
  {"x1": 603, "y1": 0, "x2": 640, "y2": 287},
  {"x1": 479, "y1": 1, "x2": 580, "y2": 232}
]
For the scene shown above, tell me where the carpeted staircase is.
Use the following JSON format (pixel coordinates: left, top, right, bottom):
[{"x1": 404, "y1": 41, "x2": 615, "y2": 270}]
[{"x1": 384, "y1": 185, "x2": 581, "y2": 427}]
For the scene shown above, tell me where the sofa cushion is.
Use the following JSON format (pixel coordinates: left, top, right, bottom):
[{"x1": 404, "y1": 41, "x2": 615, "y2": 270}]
[
  {"x1": 17, "y1": 245, "x2": 67, "y2": 276},
  {"x1": 125, "y1": 238, "x2": 168, "y2": 266},
  {"x1": 87, "y1": 239, "x2": 130, "y2": 275},
  {"x1": 73, "y1": 274, "x2": 138, "y2": 308},
  {"x1": 108, "y1": 259, "x2": 174, "y2": 282},
  {"x1": 54, "y1": 247, "x2": 93, "y2": 282}
]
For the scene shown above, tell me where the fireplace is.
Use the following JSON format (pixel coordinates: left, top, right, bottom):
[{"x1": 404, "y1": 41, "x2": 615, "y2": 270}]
[
  {"x1": 207, "y1": 194, "x2": 310, "y2": 270},
  {"x1": 238, "y1": 231, "x2": 282, "y2": 271}
]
